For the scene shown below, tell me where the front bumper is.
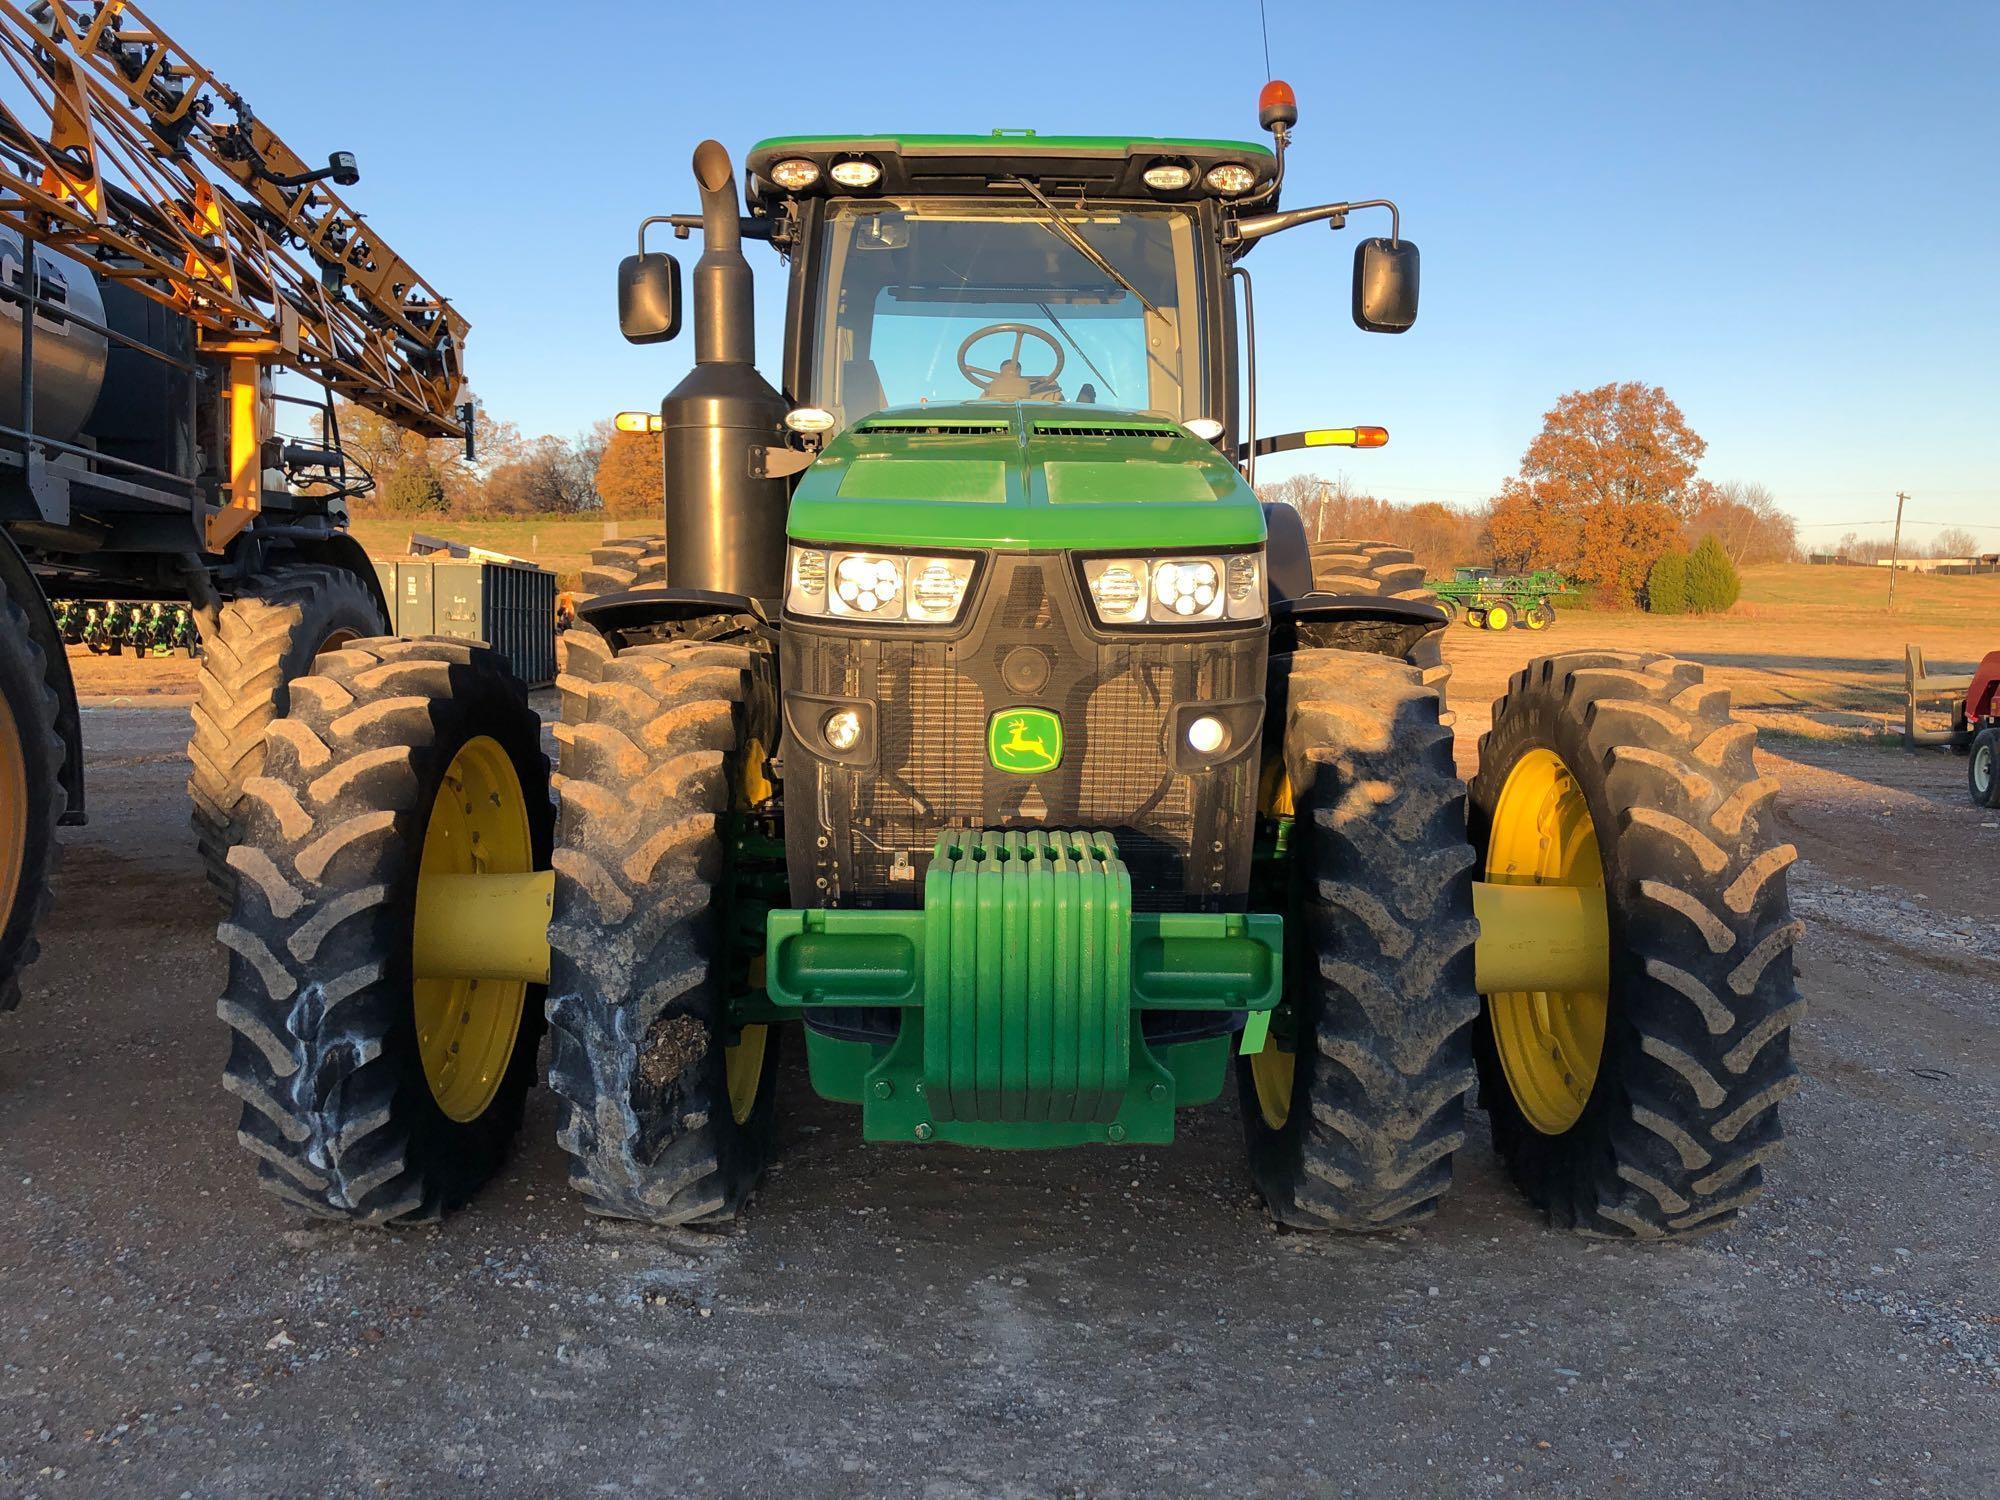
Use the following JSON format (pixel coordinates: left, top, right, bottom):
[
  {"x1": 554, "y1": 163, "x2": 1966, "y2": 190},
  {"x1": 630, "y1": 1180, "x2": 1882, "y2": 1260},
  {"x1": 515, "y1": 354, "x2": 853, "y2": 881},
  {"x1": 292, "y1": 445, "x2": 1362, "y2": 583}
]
[{"x1": 763, "y1": 829, "x2": 1281, "y2": 1147}]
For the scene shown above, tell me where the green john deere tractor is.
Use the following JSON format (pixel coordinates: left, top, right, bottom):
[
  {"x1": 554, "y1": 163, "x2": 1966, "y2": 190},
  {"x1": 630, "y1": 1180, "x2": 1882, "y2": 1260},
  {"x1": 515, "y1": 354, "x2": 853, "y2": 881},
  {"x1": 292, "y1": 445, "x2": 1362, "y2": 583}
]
[{"x1": 216, "y1": 91, "x2": 1803, "y2": 1236}]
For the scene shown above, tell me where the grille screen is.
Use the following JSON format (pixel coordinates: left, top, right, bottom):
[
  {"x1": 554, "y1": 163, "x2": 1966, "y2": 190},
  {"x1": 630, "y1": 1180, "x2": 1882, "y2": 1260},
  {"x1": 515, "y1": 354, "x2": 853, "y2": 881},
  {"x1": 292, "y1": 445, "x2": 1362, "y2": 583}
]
[{"x1": 1029, "y1": 423, "x2": 1180, "y2": 439}]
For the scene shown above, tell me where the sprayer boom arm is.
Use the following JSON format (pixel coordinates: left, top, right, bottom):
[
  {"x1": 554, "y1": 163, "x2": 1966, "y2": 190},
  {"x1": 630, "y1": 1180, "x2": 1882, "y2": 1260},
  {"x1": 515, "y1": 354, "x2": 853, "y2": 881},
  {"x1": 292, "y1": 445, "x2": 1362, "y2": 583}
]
[{"x1": 0, "y1": 0, "x2": 467, "y2": 437}]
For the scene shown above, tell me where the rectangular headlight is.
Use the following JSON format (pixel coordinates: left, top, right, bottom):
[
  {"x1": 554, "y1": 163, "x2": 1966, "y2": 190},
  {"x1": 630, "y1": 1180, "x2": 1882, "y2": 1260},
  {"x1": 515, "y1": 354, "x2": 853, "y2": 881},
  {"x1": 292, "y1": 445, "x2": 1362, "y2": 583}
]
[
  {"x1": 1082, "y1": 557, "x2": 1150, "y2": 624},
  {"x1": 906, "y1": 556, "x2": 975, "y2": 622},
  {"x1": 786, "y1": 545, "x2": 976, "y2": 624},
  {"x1": 787, "y1": 546, "x2": 830, "y2": 614},
  {"x1": 827, "y1": 552, "x2": 906, "y2": 619},
  {"x1": 1224, "y1": 552, "x2": 1265, "y2": 620},
  {"x1": 1083, "y1": 550, "x2": 1265, "y2": 625}
]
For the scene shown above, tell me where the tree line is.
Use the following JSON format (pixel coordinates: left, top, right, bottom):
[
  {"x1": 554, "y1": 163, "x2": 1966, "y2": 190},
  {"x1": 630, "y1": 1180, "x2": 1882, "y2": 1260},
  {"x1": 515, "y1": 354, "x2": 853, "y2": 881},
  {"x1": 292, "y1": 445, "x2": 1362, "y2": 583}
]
[
  {"x1": 317, "y1": 400, "x2": 665, "y2": 519},
  {"x1": 1259, "y1": 381, "x2": 1802, "y2": 609},
  {"x1": 324, "y1": 380, "x2": 1805, "y2": 611}
]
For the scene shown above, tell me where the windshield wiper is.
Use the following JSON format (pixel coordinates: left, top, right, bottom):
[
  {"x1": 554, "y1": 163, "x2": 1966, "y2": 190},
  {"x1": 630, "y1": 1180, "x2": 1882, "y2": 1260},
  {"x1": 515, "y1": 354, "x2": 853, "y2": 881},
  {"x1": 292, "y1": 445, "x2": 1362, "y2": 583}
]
[
  {"x1": 1034, "y1": 300, "x2": 1119, "y2": 400},
  {"x1": 1007, "y1": 177, "x2": 1161, "y2": 318}
]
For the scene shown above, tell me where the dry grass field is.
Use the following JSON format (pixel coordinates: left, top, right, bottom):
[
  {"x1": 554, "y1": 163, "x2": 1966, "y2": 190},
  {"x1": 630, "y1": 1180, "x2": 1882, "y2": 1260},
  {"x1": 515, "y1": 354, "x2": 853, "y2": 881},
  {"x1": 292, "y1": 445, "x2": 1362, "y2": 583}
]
[
  {"x1": 1445, "y1": 562, "x2": 1999, "y2": 746},
  {"x1": 346, "y1": 515, "x2": 650, "y2": 589}
]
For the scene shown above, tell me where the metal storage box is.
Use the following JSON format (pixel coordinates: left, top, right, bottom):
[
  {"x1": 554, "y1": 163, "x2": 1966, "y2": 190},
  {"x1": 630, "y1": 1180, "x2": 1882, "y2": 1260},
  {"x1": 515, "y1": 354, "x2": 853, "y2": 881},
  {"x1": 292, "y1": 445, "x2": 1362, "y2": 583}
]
[{"x1": 373, "y1": 554, "x2": 557, "y2": 688}]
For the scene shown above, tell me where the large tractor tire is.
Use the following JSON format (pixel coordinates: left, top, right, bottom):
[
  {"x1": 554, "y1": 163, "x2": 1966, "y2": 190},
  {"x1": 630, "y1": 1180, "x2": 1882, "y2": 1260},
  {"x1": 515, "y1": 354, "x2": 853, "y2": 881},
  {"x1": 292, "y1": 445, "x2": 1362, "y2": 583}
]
[
  {"x1": 546, "y1": 619, "x2": 781, "y2": 1226},
  {"x1": 1306, "y1": 539, "x2": 1429, "y2": 603},
  {"x1": 189, "y1": 565, "x2": 387, "y2": 902},
  {"x1": 0, "y1": 592, "x2": 64, "y2": 1015},
  {"x1": 1301, "y1": 536, "x2": 1451, "y2": 715},
  {"x1": 216, "y1": 637, "x2": 552, "y2": 1226},
  {"x1": 1239, "y1": 648, "x2": 1481, "y2": 1230},
  {"x1": 579, "y1": 535, "x2": 666, "y2": 597},
  {"x1": 1470, "y1": 651, "x2": 1803, "y2": 1238}
]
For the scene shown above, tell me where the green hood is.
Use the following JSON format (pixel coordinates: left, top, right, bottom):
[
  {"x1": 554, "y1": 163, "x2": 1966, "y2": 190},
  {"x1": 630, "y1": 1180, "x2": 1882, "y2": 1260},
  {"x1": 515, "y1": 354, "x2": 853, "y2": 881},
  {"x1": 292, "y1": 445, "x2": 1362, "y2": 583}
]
[{"x1": 786, "y1": 403, "x2": 1264, "y2": 552}]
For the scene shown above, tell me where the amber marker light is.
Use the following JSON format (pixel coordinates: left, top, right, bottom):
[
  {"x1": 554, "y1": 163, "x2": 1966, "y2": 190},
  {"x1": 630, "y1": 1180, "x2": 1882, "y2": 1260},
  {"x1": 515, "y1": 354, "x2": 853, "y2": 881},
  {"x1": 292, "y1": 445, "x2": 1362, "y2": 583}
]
[
  {"x1": 615, "y1": 411, "x2": 663, "y2": 433},
  {"x1": 1302, "y1": 426, "x2": 1388, "y2": 449}
]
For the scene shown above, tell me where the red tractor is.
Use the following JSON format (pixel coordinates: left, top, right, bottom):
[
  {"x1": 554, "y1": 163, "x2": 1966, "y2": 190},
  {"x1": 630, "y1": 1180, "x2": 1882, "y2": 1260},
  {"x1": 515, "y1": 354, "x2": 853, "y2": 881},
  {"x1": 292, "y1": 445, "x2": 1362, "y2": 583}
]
[{"x1": 1964, "y1": 651, "x2": 2000, "y2": 808}]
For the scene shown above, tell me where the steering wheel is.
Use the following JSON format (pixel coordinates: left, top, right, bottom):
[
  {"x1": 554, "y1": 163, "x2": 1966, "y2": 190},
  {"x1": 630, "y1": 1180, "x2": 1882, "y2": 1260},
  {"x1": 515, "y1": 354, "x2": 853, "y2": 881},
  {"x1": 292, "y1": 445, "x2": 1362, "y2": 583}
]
[{"x1": 957, "y1": 322, "x2": 1065, "y2": 401}]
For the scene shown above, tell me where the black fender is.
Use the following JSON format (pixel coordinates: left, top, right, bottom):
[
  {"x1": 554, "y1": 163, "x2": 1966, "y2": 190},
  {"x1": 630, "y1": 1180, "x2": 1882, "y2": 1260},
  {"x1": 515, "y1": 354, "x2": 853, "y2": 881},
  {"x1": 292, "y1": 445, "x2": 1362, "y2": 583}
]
[
  {"x1": 1269, "y1": 591, "x2": 1447, "y2": 659},
  {"x1": 576, "y1": 586, "x2": 774, "y2": 650},
  {"x1": 0, "y1": 528, "x2": 84, "y2": 823},
  {"x1": 1261, "y1": 501, "x2": 1315, "y2": 602},
  {"x1": 262, "y1": 531, "x2": 391, "y2": 621}
]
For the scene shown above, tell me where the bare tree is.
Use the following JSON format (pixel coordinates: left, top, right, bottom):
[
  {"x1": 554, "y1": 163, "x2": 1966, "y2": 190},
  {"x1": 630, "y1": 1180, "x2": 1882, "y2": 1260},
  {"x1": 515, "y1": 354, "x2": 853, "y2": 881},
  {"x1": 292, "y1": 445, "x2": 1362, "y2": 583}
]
[{"x1": 1930, "y1": 527, "x2": 1981, "y2": 559}]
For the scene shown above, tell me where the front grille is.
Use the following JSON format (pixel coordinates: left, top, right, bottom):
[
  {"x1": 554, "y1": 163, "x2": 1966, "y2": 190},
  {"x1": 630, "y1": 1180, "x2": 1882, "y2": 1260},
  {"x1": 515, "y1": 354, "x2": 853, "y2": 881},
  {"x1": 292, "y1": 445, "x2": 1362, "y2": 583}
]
[
  {"x1": 853, "y1": 419, "x2": 1011, "y2": 436},
  {"x1": 1029, "y1": 422, "x2": 1180, "y2": 439},
  {"x1": 782, "y1": 554, "x2": 1265, "y2": 911}
]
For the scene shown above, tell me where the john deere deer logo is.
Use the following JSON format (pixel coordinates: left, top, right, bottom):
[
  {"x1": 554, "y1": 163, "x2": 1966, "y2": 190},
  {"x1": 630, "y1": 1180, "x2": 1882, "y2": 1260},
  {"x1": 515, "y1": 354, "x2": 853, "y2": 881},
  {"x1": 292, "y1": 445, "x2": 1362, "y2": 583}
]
[{"x1": 989, "y1": 707, "x2": 1062, "y2": 774}]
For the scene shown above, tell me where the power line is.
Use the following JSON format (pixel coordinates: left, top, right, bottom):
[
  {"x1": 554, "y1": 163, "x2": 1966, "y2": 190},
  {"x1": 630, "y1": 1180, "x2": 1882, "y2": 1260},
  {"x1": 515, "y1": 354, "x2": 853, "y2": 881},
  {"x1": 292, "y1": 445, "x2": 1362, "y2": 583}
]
[{"x1": 1795, "y1": 517, "x2": 1981, "y2": 529}]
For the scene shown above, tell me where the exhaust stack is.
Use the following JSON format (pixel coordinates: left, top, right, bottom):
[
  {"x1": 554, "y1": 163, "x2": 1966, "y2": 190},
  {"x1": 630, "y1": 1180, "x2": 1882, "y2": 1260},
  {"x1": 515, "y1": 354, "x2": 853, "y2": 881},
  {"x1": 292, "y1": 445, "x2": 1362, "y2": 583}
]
[
  {"x1": 690, "y1": 139, "x2": 755, "y2": 367},
  {"x1": 659, "y1": 139, "x2": 789, "y2": 602}
]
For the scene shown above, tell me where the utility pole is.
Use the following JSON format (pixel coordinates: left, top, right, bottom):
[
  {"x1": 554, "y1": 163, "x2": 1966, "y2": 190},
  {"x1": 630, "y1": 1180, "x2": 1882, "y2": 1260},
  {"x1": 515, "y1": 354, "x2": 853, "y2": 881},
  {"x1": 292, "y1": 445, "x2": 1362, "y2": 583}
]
[{"x1": 1888, "y1": 491, "x2": 1908, "y2": 609}]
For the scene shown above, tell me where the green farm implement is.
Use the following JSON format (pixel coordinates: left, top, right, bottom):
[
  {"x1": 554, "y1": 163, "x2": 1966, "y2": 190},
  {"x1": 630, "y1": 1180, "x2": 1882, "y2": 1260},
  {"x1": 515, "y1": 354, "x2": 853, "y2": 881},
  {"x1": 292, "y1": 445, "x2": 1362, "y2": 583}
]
[
  {"x1": 218, "y1": 84, "x2": 1804, "y2": 1240},
  {"x1": 53, "y1": 599, "x2": 201, "y2": 657},
  {"x1": 1428, "y1": 566, "x2": 1571, "y2": 631}
]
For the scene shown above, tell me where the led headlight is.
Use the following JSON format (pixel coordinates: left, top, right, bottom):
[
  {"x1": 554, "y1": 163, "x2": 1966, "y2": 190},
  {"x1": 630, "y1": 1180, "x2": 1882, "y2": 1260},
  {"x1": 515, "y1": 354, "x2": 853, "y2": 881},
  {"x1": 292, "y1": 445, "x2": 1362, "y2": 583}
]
[
  {"x1": 1081, "y1": 551, "x2": 1266, "y2": 625},
  {"x1": 907, "y1": 556, "x2": 975, "y2": 622},
  {"x1": 1154, "y1": 559, "x2": 1221, "y2": 619},
  {"x1": 1224, "y1": 553, "x2": 1265, "y2": 620},
  {"x1": 1083, "y1": 558, "x2": 1150, "y2": 623},
  {"x1": 769, "y1": 158, "x2": 821, "y2": 191},
  {"x1": 828, "y1": 156, "x2": 883, "y2": 189},
  {"x1": 786, "y1": 546, "x2": 976, "y2": 624},
  {"x1": 787, "y1": 546, "x2": 829, "y2": 613},
  {"x1": 832, "y1": 553, "x2": 905, "y2": 617},
  {"x1": 1204, "y1": 162, "x2": 1258, "y2": 196}
]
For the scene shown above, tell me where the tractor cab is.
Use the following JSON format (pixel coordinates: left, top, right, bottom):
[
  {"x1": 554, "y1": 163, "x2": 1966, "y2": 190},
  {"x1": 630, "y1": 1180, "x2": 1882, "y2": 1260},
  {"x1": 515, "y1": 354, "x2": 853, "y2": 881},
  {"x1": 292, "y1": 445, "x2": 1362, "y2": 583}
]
[{"x1": 751, "y1": 134, "x2": 1270, "y2": 436}]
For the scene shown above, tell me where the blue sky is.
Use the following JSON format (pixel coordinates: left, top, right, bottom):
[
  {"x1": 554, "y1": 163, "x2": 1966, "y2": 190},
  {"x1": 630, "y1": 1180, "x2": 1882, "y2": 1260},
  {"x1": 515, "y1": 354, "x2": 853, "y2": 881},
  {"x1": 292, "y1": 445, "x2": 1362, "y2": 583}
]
[{"x1": 170, "y1": 1, "x2": 1996, "y2": 546}]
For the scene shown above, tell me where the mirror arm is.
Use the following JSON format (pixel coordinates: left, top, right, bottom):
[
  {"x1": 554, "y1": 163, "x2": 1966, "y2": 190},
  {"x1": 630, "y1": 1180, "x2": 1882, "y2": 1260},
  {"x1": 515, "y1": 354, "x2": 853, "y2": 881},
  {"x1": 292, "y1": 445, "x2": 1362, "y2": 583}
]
[
  {"x1": 1227, "y1": 197, "x2": 1401, "y2": 248},
  {"x1": 636, "y1": 213, "x2": 773, "y2": 255}
]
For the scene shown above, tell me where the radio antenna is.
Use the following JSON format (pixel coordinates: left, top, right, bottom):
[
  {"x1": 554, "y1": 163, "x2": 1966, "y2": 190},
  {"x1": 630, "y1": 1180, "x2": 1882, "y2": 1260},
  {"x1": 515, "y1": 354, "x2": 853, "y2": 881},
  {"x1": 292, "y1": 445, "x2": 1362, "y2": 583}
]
[{"x1": 1258, "y1": 0, "x2": 1273, "y2": 77}]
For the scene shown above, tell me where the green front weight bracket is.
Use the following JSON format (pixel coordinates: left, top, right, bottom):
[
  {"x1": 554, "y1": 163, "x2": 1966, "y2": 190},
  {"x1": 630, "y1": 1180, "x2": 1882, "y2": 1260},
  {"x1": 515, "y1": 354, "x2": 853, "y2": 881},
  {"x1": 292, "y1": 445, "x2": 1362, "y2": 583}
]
[{"x1": 764, "y1": 830, "x2": 1282, "y2": 1147}]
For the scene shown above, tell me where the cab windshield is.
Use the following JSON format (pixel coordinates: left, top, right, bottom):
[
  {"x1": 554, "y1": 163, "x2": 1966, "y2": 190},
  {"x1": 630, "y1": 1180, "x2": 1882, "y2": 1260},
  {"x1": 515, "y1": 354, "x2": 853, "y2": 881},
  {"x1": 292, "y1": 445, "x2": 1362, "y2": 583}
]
[{"x1": 809, "y1": 197, "x2": 1205, "y2": 429}]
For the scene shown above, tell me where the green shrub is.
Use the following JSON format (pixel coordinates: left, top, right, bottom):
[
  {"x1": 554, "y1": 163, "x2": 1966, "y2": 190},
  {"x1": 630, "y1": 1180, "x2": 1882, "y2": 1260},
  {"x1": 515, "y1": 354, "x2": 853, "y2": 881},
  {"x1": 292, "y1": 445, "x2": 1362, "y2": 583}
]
[
  {"x1": 1685, "y1": 535, "x2": 1742, "y2": 613},
  {"x1": 1645, "y1": 548, "x2": 1690, "y2": 614},
  {"x1": 379, "y1": 464, "x2": 449, "y2": 515}
]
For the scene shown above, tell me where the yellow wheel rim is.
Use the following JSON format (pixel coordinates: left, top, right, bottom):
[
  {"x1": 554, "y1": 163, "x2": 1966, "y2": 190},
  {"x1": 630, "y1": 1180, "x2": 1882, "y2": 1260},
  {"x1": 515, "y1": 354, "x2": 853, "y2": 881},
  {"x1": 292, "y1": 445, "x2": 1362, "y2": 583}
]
[
  {"x1": 1485, "y1": 748, "x2": 1607, "y2": 1134},
  {"x1": 1248, "y1": 761, "x2": 1298, "y2": 1129},
  {"x1": 722, "y1": 739, "x2": 774, "y2": 1127},
  {"x1": 1487, "y1": 603, "x2": 1511, "y2": 630},
  {"x1": 726, "y1": 1024, "x2": 768, "y2": 1125},
  {"x1": 1250, "y1": 1041, "x2": 1294, "y2": 1129},
  {"x1": 0, "y1": 693, "x2": 26, "y2": 934},
  {"x1": 413, "y1": 736, "x2": 534, "y2": 1123}
]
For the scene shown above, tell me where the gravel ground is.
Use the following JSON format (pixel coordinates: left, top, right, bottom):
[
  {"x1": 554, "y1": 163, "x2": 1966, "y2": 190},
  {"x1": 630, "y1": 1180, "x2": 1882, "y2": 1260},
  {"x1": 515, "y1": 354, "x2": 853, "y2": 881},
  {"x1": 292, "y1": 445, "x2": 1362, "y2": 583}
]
[{"x1": 2, "y1": 657, "x2": 1996, "y2": 1497}]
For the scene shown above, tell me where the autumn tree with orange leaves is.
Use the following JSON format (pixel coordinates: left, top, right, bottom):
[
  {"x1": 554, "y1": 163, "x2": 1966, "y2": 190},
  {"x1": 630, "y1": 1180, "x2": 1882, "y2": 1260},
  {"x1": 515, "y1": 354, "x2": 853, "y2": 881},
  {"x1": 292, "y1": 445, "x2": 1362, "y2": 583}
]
[
  {"x1": 1488, "y1": 381, "x2": 1717, "y2": 605},
  {"x1": 593, "y1": 429, "x2": 666, "y2": 519}
]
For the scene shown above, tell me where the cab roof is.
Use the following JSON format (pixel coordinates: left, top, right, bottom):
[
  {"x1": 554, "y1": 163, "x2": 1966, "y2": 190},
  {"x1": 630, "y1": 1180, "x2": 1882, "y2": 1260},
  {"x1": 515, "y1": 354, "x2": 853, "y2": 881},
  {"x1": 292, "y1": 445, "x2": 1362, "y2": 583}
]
[{"x1": 745, "y1": 131, "x2": 1277, "y2": 204}]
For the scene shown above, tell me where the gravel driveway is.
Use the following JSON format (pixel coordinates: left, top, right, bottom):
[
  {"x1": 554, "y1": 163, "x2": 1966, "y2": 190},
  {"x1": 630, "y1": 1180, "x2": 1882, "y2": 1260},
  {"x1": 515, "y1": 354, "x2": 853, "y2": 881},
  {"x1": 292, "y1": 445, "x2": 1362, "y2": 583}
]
[{"x1": 1, "y1": 680, "x2": 1994, "y2": 1498}]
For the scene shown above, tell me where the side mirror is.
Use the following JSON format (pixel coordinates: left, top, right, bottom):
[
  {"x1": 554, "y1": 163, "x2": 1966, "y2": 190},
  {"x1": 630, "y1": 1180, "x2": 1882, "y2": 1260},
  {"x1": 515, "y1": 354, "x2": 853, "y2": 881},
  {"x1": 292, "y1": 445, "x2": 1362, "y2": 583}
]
[
  {"x1": 1352, "y1": 237, "x2": 1419, "y2": 334},
  {"x1": 618, "y1": 252, "x2": 681, "y2": 344}
]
